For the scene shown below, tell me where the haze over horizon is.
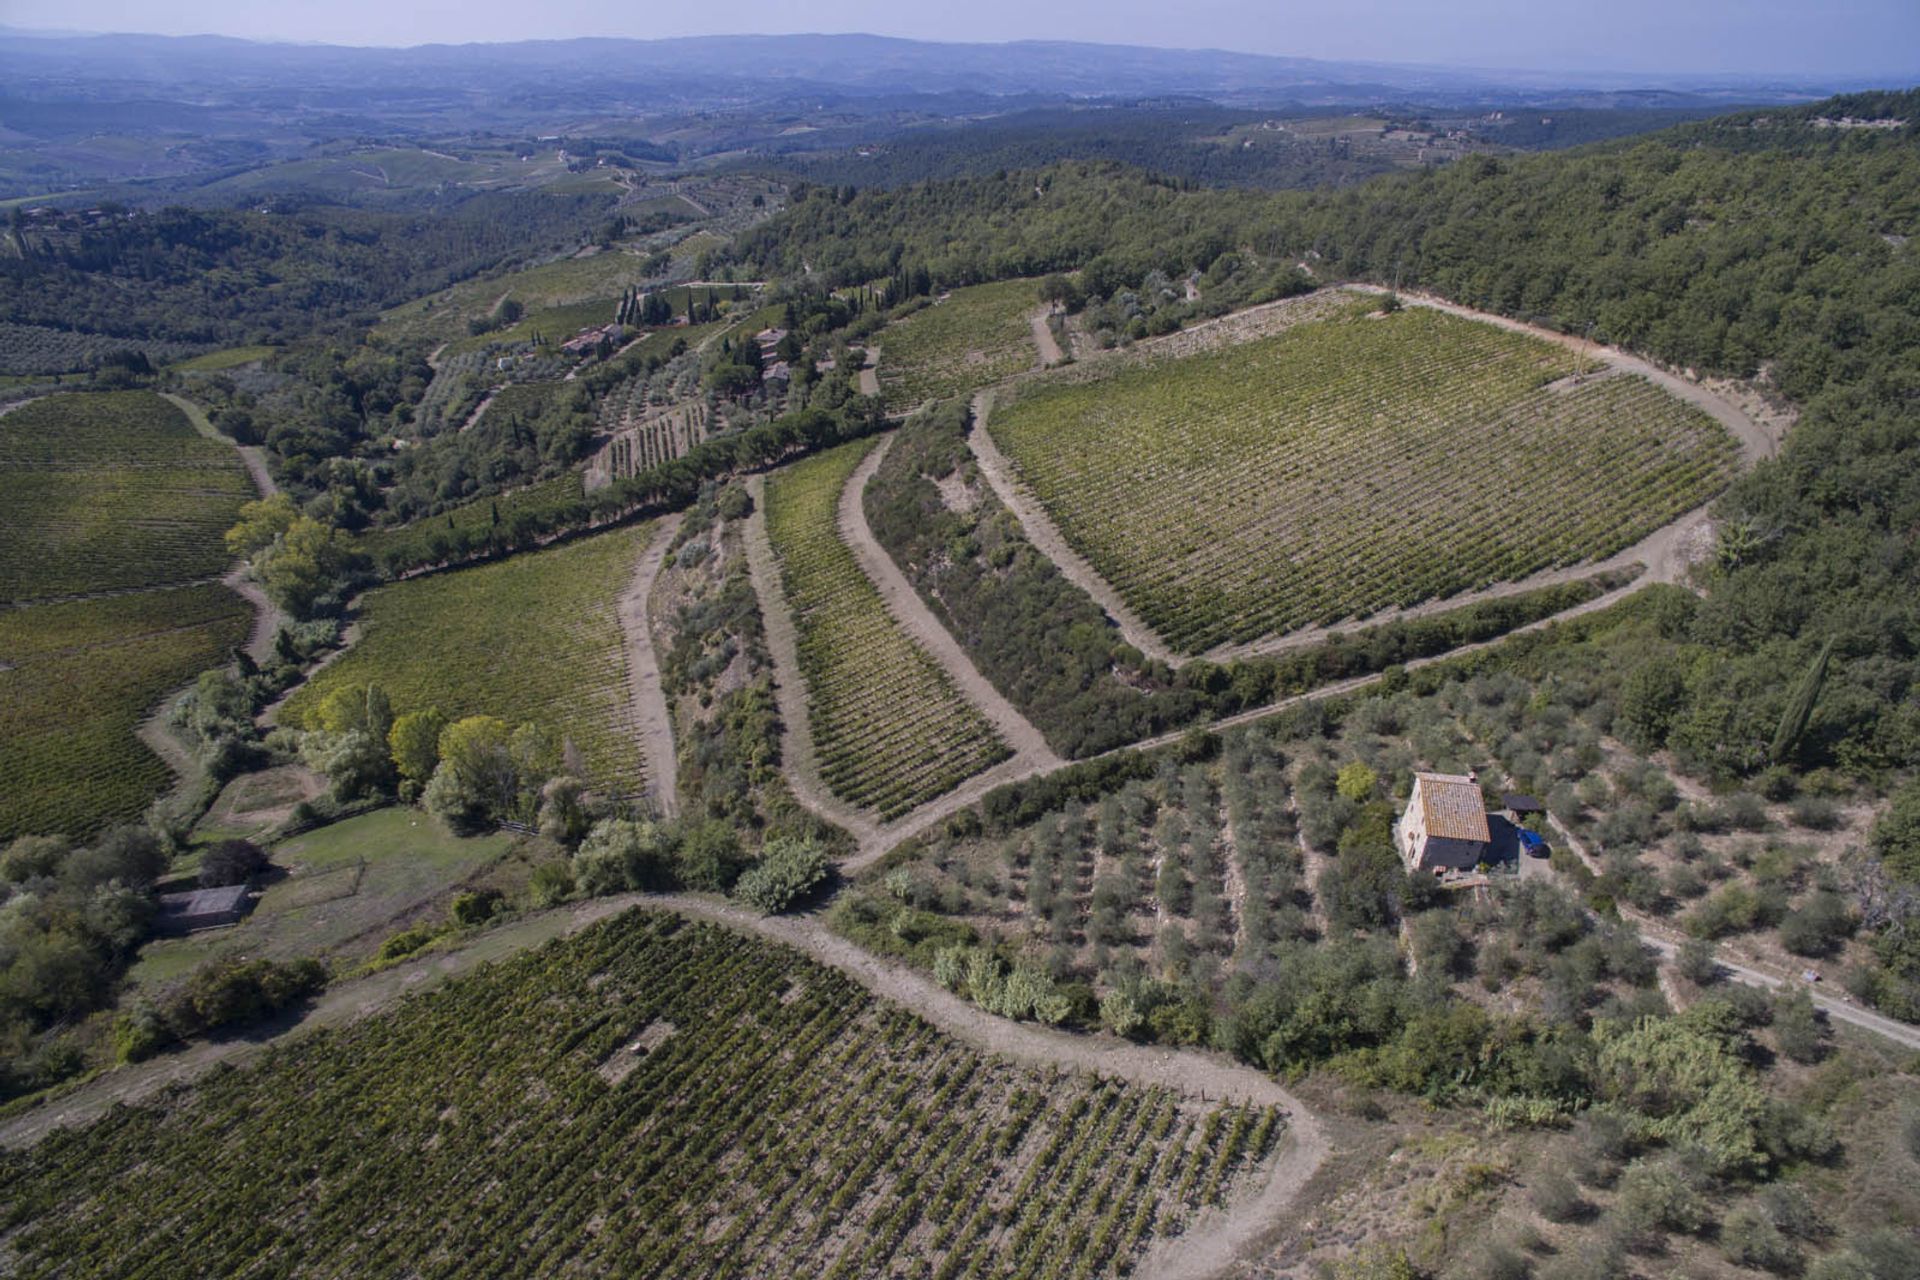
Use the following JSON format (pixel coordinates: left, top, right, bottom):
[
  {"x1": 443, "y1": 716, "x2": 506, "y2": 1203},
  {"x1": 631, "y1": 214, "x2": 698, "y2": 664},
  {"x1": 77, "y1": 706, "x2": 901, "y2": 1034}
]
[{"x1": 9, "y1": 0, "x2": 1920, "y2": 81}]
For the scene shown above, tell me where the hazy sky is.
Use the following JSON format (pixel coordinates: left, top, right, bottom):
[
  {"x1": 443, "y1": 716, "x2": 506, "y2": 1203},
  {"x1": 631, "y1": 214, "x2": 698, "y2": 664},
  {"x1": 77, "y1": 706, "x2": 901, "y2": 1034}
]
[{"x1": 8, "y1": 1, "x2": 1919, "y2": 78}]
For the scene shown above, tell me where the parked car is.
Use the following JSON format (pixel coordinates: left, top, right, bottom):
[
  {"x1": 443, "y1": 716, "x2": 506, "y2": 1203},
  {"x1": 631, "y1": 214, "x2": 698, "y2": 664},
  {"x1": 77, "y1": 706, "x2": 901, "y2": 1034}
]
[{"x1": 1517, "y1": 828, "x2": 1550, "y2": 859}]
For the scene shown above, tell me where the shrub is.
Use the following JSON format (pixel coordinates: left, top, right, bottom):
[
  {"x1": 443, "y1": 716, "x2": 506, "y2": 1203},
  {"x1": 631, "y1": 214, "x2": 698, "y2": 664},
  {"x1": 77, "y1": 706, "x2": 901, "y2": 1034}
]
[
  {"x1": 450, "y1": 889, "x2": 503, "y2": 927},
  {"x1": 198, "y1": 838, "x2": 269, "y2": 888},
  {"x1": 1722, "y1": 1203, "x2": 1803, "y2": 1274},
  {"x1": 675, "y1": 820, "x2": 747, "y2": 892},
  {"x1": 1773, "y1": 987, "x2": 1826, "y2": 1063},
  {"x1": 574, "y1": 818, "x2": 674, "y2": 895},
  {"x1": 175, "y1": 957, "x2": 326, "y2": 1035},
  {"x1": 1677, "y1": 937, "x2": 1721, "y2": 985},
  {"x1": 1529, "y1": 1167, "x2": 1585, "y2": 1222},
  {"x1": 1780, "y1": 891, "x2": 1854, "y2": 958},
  {"x1": 732, "y1": 837, "x2": 831, "y2": 914},
  {"x1": 528, "y1": 861, "x2": 576, "y2": 907},
  {"x1": 112, "y1": 1002, "x2": 174, "y2": 1064},
  {"x1": 1614, "y1": 1157, "x2": 1709, "y2": 1247},
  {"x1": 376, "y1": 927, "x2": 438, "y2": 963}
]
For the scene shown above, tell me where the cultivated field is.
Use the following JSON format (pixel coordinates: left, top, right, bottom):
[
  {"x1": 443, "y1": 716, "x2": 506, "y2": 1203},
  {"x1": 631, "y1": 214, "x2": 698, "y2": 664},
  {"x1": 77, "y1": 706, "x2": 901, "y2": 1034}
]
[
  {"x1": 282, "y1": 525, "x2": 652, "y2": 793},
  {"x1": 989, "y1": 305, "x2": 1738, "y2": 653},
  {"x1": 764, "y1": 440, "x2": 1010, "y2": 819},
  {"x1": 0, "y1": 586, "x2": 251, "y2": 839},
  {"x1": 1, "y1": 909, "x2": 1282, "y2": 1279},
  {"x1": 879, "y1": 279, "x2": 1043, "y2": 411},
  {"x1": 0, "y1": 391, "x2": 254, "y2": 600}
]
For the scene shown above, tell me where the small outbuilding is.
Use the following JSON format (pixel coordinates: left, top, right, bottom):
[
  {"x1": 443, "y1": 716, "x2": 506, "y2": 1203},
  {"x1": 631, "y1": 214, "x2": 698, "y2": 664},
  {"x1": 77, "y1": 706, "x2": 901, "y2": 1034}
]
[
  {"x1": 1398, "y1": 772, "x2": 1492, "y2": 874},
  {"x1": 154, "y1": 885, "x2": 255, "y2": 935},
  {"x1": 1502, "y1": 793, "x2": 1546, "y2": 822}
]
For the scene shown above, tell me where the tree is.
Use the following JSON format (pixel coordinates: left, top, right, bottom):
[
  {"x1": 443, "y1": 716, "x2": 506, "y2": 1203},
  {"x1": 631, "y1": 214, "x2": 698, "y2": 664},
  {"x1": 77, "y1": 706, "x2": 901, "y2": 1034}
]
[
  {"x1": 1772, "y1": 987, "x2": 1826, "y2": 1063},
  {"x1": 199, "y1": 839, "x2": 268, "y2": 888},
  {"x1": 676, "y1": 820, "x2": 747, "y2": 892},
  {"x1": 1770, "y1": 637, "x2": 1834, "y2": 766},
  {"x1": 1870, "y1": 781, "x2": 1920, "y2": 882},
  {"x1": 388, "y1": 708, "x2": 447, "y2": 786},
  {"x1": 1336, "y1": 761, "x2": 1380, "y2": 804},
  {"x1": 224, "y1": 492, "x2": 298, "y2": 557},
  {"x1": 256, "y1": 516, "x2": 348, "y2": 617},
  {"x1": 434, "y1": 715, "x2": 521, "y2": 818},
  {"x1": 733, "y1": 837, "x2": 831, "y2": 914},
  {"x1": 1618, "y1": 656, "x2": 1689, "y2": 751},
  {"x1": 574, "y1": 819, "x2": 674, "y2": 895}
]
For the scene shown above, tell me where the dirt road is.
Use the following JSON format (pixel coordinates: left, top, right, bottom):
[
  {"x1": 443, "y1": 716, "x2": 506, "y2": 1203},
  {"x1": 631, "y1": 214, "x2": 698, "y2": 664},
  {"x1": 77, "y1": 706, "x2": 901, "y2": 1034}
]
[
  {"x1": 968, "y1": 388, "x2": 1179, "y2": 665},
  {"x1": 1030, "y1": 307, "x2": 1066, "y2": 367},
  {"x1": 618, "y1": 515, "x2": 683, "y2": 817},
  {"x1": 840, "y1": 437, "x2": 1060, "y2": 770}
]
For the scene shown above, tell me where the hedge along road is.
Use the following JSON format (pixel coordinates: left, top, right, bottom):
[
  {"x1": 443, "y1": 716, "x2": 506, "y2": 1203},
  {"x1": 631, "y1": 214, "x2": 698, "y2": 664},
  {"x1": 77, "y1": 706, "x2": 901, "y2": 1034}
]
[
  {"x1": 0, "y1": 891, "x2": 1331, "y2": 1280},
  {"x1": 966, "y1": 284, "x2": 1779, "y2": 669}
]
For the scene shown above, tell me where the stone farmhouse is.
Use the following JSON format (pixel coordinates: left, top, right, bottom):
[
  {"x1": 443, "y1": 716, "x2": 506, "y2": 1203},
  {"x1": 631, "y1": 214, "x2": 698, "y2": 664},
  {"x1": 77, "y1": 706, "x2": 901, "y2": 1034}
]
[{"x1": 1398, "y1": 771, "x2": 1492, "y2": 874}]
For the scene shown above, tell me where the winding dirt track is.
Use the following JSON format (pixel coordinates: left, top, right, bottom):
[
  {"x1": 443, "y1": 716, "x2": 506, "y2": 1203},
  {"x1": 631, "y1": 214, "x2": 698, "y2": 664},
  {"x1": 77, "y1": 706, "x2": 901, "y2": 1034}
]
[
  {"x1": 0, "y1": 892, "x2": 1328, "y2": 1279},
  {"x1": 1030, "y1": 306, "x2": 1066, "y2": 367},
  {"x1": 840, "y1": 436, "x2": 1061, "y2": 770},
  {"x1": 618, "y1": 514, "x2": 682, "y2": 817},
  {"x1": 161, "y1": 391, "x2": 284, "y2": 665}
]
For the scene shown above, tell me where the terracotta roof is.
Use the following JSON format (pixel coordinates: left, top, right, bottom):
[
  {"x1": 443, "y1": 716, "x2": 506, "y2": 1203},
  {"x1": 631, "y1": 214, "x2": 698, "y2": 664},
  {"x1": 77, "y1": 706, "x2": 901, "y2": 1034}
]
[{"x1": 1416, "y1": 772, "x2": 1490, "y2": 843}]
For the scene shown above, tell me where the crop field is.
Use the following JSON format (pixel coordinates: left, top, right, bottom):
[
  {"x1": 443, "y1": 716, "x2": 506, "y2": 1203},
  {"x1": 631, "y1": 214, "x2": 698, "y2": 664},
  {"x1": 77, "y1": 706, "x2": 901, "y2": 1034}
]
[
  {"x1": 282, "y1": 525, "x2": 650, "y2": 792},
  {"x1": 0, "y1": 391, "x2": 254, "y2": 600},
  {"x1": 764, "y1": 441, "x2": 1010, "y2": 819},
  {"x1": 0, "y1": 322, "x2": 201, "y2": 377},
  {"x1": 373, "y1": 253, "x2": 666, "y2": 347},
  {"x1": 1, "y1": 910, "x2": 1282, "y2": 1279},
  {"x1": 989, "y1": 306, "x2": 1738, "y2": 653},
  {"x1": 879, "y1": 279, "x2": 1043, "y2": 411},
  {"x1": 591, "y1": 401, "x2": 710, "y2": 487},
  {"x1": 0, "y1": 585, "x2": 251, "y2": 840},
  {"x1": 170, "y1": 344, "x2": 277, "y2": 373}
]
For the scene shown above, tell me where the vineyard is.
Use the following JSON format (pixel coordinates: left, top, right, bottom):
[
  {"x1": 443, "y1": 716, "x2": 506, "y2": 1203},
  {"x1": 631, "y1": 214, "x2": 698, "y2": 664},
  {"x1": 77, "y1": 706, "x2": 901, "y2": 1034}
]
[
  {"x1": 589, "y1": 401, "x2": 711, "y2": 488},
  {"x1": 0, "y1": 910, "x2": 1282, "y2": 1279},
  {"x1": 0, "y1": 585, "x2": 251, "y2": 839},
  {"x1": 989, "y1": 306, "x2": 1738, "y2": 653},
  {"x1": 281, "y1": 525, "x2": 652, "y2": 792},
  {"x1": 0, "y1": 391, "x2": 254, "y2": 601},
  {"x1": 879, "y1": 279, "x2": 1043, "y2": 411},
  {"x1": 764, "y1": 441, "x2": 1010, "y2": 819}
]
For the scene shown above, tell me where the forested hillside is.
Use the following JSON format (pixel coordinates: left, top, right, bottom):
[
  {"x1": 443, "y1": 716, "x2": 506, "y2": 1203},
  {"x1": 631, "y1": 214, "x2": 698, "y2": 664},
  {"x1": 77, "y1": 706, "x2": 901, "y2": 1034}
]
[
  {"x1": 733, "y1": 89, "x2": 1920, "y2": 781},
  {"x1": 0, "y1": 192, "x2": 615, "y2": 358}
]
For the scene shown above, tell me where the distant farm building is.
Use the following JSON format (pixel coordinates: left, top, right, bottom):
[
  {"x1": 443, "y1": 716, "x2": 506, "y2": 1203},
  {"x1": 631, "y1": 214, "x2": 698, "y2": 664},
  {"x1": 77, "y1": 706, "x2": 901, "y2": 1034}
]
[
  {"x1": 562, "y1": 323, "x2": 625, "y2": 356},
  {"x1": 1398, "y1": 772, "x2": 1491, "y2": 874},
  {"x1": 155, "y1": 884, "x2": 256, "y2": 934}
]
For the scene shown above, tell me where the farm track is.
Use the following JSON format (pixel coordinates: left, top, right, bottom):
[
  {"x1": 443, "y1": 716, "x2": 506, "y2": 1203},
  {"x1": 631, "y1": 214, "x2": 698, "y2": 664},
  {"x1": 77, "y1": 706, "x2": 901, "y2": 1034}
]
[
  {"x1": 969, "y1": 387, "x2": 1178, "y2": 665},
  {"x1": 0, "y1": 890, "x2": 1330, "y2": 1280},
  {"x1": 618, "y1": 513, "x2": 682, "y2": 817},
  {"x1": 1030, "y1": 307, "x2": 1066, "y2": 367},
  {"x1": 841, "y1": 436, "x2": 1063, "y2": 771},
  {"x1": 741, "y1": 473, "x2": 883, "y2": 846},
  {"x1": 162, "y1": 392, "x2": 283, "y2": 664}
]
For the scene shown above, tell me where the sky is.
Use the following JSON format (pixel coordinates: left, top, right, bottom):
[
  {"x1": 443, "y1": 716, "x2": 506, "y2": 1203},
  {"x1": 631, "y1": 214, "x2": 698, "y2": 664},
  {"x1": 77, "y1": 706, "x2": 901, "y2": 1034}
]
[{"x1": 6, "y1": 0, "x2": 1919, "y2": 79}]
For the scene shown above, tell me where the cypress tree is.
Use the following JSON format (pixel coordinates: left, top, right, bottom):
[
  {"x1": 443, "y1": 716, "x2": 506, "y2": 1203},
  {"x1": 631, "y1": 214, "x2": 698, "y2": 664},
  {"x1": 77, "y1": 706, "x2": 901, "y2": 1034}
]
[{"x1": 1770, "y1": 636, "x2": 1834, "y2": 766}]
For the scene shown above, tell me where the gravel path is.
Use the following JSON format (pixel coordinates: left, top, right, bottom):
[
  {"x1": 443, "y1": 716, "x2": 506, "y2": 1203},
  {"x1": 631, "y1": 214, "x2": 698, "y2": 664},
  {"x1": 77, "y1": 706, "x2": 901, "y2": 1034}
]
[
  {"x1": 0, "y1": 891, "x2": 1331, "y2": 1280},
  {"x1": 618, "y1": 514, "x2": 683, "y2": 817},
  {"x1": 840, "y1": 436, "x2": 1061, "y2": 771},
  {"x1": 968, "y1": 388, "x2": 1179, "y2": 665},
  {"x1": 740, "y1": 473, "x2": 883, "y2": 846},
  {"x1": 858, "y1": 345, "x2": 881, "y2": 398},
  {"x1": 162, "y1": 391, "x2": 284, "y2": 664},
  {"x1": 1030, "y1": 307, "x2": 1066, "y2": 367}
]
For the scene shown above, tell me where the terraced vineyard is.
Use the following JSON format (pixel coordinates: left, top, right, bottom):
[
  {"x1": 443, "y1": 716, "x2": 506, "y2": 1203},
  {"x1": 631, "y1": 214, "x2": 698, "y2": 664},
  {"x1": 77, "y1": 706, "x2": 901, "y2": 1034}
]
[
  {"x1": 879, "y1": 279, "x2": 1043, "y2": 412},
  {"x1": 0, "y1": 391, "x2": 254, "y2": 600},
  {"x1": 591, "y1": 401, "x2": 711, "y2": 487},
  {"x1": 764, "y1": 441, "x2": 1009, "y2": 819},
  {"x1": 0, "y1": 909, "x2": 1282, "y2": 1279},
  {"x1": 282, "y1": 525, "x2": 651, "y2": 793},
  {"x1": 989, "y1": 306, "x2": 1739, "y2": 653},
  {"x1": 0, "y1": 586, "x2": 251, "y2": 839}
]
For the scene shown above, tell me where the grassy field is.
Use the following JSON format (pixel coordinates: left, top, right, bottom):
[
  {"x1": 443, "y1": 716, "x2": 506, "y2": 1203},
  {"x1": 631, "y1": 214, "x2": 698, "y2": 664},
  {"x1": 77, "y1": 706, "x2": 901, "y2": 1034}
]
[
  {"x1": 4, "y1": 909, "x2": 1281, "y2": 1279},
  {"x1": 128, "y1": 806, "x2": 515, "y2": 987},
  {"x1": 879, "y1": 279, "x2": 1042, "y2": 411},
  {"x1": 0, "y1": 586, "x2": 250, "y2": 840},
  {"x1": 169, "y1": 344, "x2": 277, "y2": 373},
  {"x1": 0, "y1": 391, "x2": 254, "y2": 601},
  {"x1": 373, "y1": 252, "x2": 666, "y2": 348},
  {"x1": 990, "y1": 304, "x2": 1738, "y2": 653},
  {"x1": 764, "y1": 441, "x2": 1010, "y2": 819},
  {"x1": 282, "y1": 525, "x2": 651, "y2": 794}
]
